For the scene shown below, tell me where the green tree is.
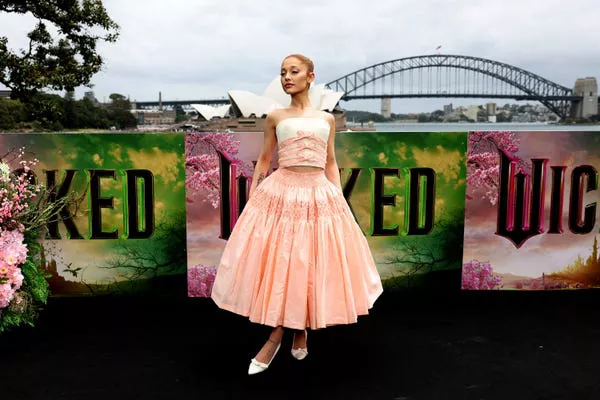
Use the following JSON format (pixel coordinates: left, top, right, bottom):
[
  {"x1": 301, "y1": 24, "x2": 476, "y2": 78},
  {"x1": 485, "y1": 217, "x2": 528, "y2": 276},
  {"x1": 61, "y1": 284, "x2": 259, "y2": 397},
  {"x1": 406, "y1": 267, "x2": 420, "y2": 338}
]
[
  {"x1": 417, "y1": 113, "x2": 429, "y2": 123},
  {"x1": 74, "y1": 97, "x2": 110, "y2": 129},
  {"x1": 107, "y1": 93, "x2": 136, "y2": 129},
  {"x1": 496, "y1": 112, "x2": 512, "y2": 123},
  {"x1": 107, "y1": 93, "x2": 131, "y2": 112},
  {"x1": 175, "y1": 106, "x2": 188, "y2": 123},
  {"x1": 0, "y1": 0, "x2": 119, "y2": 102},
  {"x1": 431, "y1": 109, "x2": 444, "y2": 121},
  {"x1": 62, "y1": 90, "x2": 77, "y2": 129},
  {"x1": 0, "y1": 97, "x2": 25, "y2": 129},
  {"x1": 24, "y1": 92, "x2": 65, "y2": 130}
]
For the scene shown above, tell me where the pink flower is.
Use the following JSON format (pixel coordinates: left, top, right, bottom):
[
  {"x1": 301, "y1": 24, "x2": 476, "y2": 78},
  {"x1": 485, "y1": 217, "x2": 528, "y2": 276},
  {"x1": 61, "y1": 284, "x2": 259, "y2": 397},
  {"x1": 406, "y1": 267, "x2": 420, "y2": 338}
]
[
  {"x1": 462, "y1": 259, "x2": 503, "y2": 290},
  {"x1": 185, "y1": 132, "x2": 252, "y2": 208},
  {"x1": 0, "y1": 282, "x2": 15, "y2": 309},
  {"x1": 0, "y1": 153, "x2": 37, "y2": 311},
  {"x1": 0, "y1": 229, "x2": 28, "y2": 266},
  {"x1": 8, "y1": 267, "x2": 24, "y2": 290},
  {"x1": 0, "y1": 157, "x2": 42, "y2": 230},
  {"x1": 188, "y1": 264, "x2": 217, "y2": 297},
  {"x1": 467, "y1": 131, "x2": 524, "y2": 205}
]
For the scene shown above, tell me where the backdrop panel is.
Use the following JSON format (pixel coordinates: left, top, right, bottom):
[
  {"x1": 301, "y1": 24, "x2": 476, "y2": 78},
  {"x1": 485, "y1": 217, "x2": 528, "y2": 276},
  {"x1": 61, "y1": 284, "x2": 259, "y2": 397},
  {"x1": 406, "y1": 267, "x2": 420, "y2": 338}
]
[
  {"x1": 186, "y1": 131, "x2": 468, "y2": 296},
  {"x1": 0, "y1": 133, "x2": 187, "y2": 296},
  {"x1": 463, "y1": 130, "x2": 600, "y2": 290}
]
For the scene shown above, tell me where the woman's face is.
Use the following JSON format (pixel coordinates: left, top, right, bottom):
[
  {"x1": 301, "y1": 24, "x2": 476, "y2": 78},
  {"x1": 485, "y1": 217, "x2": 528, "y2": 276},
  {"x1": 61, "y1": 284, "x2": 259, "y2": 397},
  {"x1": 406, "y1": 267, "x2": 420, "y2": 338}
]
[{"x1": 280, "y1": 57, "x2": 314, "y2": 95}]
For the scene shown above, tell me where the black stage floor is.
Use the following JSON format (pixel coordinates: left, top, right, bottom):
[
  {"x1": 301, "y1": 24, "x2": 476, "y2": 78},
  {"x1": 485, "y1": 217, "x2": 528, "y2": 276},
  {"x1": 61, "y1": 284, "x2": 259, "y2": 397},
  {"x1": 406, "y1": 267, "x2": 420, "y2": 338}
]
[{"x1": 1, "y1": 289, "x2": 600, "y2": 400}]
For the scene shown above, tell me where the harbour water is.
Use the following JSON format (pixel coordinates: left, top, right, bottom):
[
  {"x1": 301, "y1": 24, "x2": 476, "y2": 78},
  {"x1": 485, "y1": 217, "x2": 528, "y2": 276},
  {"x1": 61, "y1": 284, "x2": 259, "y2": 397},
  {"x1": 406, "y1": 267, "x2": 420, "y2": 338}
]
[{"x1": 350, "y1": 122, "x2": 600, "y2": 132}]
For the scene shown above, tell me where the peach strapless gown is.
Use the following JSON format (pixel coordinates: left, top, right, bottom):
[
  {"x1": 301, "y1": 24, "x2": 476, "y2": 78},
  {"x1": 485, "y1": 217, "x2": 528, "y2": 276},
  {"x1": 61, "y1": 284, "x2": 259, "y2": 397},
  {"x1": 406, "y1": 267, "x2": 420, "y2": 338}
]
[{"x1": 210, "y1": 117, "x2": 383, "y2": 329}]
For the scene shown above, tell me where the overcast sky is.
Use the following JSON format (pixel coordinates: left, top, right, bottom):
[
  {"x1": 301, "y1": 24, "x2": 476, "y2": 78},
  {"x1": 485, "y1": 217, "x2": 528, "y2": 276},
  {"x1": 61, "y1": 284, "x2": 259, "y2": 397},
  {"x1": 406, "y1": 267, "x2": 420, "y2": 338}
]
[{"x1": 1, "y1": 0, "x2": 599, "y2": 113}]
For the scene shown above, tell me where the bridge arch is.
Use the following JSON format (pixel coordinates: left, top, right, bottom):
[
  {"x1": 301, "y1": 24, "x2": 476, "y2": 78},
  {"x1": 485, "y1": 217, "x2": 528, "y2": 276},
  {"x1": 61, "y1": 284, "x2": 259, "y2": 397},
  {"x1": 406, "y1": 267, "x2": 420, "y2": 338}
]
[{"x1": 325, "y1": 55, "x2": 579, "y2": 119}]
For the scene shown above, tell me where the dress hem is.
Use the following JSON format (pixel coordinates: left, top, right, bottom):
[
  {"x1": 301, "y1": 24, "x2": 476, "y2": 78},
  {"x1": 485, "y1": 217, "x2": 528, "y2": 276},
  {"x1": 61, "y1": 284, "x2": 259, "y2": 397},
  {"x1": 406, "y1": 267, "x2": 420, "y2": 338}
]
[{"x1": 211, "y1": 286, "x2": 383, "y2": 330}]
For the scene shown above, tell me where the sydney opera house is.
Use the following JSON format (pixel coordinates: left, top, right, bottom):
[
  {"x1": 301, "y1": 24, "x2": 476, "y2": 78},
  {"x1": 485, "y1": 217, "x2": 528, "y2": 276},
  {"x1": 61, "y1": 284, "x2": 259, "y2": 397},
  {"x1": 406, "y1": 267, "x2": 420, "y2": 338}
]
[{"x1": 188, "y1": 77, "x2": 348, "y2": 131}]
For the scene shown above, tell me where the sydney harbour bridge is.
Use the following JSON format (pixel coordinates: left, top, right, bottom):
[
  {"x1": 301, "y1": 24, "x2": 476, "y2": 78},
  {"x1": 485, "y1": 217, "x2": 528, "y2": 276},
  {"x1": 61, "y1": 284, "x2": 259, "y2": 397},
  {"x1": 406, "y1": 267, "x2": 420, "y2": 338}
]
[{"x1": 135, "y1": 55, "x2": 596, "y2": 120}]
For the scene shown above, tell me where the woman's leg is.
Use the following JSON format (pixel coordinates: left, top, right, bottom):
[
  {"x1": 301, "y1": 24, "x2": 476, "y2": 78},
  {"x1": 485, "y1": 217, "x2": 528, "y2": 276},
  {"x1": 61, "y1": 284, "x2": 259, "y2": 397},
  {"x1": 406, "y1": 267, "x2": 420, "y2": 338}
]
[
  {"x1": 253, "y1": 326, "x2": 285, "y2": 364},
  {"x1": 292, "y1": 329, "x2": 307, "y2": 350}
]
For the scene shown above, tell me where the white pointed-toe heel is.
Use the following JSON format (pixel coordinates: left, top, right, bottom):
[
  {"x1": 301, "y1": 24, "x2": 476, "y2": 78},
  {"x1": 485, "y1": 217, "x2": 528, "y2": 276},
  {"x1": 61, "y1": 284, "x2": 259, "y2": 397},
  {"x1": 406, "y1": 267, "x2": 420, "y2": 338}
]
[
  {"x1": 291, "y1": 330, "x2": 308, "y2": 360},
  {"x1": 248, "y1": 341, "x2": 281, "y2": 375}
]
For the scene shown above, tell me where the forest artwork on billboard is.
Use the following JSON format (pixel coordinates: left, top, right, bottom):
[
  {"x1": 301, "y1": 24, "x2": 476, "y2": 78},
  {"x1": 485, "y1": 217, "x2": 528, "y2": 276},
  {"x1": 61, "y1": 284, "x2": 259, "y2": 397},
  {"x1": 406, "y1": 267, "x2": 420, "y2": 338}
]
[{"x1": 0, "y1": 133, "x2": 187, "y2": 297}]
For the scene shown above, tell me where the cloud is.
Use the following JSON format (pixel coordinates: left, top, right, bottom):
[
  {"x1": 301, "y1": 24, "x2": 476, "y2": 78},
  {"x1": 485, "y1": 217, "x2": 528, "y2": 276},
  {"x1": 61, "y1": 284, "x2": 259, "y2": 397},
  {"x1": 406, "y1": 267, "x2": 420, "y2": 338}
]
[{"x1": 2, "y1": 0, "x2": 597, "y2": 113}]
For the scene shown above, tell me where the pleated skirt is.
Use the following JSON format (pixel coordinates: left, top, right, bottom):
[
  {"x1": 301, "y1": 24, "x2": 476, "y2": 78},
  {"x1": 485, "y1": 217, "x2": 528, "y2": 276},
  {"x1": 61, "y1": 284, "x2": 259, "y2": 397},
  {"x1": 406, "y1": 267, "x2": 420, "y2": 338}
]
[{"x1": 210, "y1": 168, "x2": 383, "y2": 330}]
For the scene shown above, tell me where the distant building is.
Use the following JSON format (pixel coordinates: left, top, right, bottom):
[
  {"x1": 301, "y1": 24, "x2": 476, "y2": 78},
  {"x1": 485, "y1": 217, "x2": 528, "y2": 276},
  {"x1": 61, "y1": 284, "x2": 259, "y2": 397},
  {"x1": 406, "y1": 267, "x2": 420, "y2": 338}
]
[
  {"x1": 497, "y1": 109, "x2": 512, "y2": 119},
  {"x1": 486, "y1": 102, "x2": 497, "y2": 116},
  {"x1": 0, "y1": 90, "x2": 11, "y2": 99},
  {"x1": 464, "y1": 105, "x2": 480, "y2": 121},
  {"x1": 486, "y1": 103, "x2": 497, "y2": 122},
  {"x1": 512, "y1": 113, "x2": 534, "y2": 123},
  {"x1": 84, "y1": 91, "x2": 99, "y2": 105},
  {"x1": 134, "y1": 109, "x2": 177, "y2": 125},
  {"x1": 443, "y1": 103, "x2": 453, "y2": 115}
]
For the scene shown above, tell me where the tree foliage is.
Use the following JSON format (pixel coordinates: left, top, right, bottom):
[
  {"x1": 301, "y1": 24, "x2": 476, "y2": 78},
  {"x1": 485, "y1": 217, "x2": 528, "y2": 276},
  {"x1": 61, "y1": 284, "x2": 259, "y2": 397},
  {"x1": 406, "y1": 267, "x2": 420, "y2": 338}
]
[
  {"x1": 0, "y1": 92, "x2": 137, "y2": 131},
  {"x1": 105, "y1": 93, "x2": 136, "y2": 129},
  {"x1": 0, "y1": 97, "x2": 25, "y2": 129},
  {"x1": 185, "y1": 132, "x2": 253, "y2": 207},
  {"x1": 0, "y1": 0, "x2": 119, "y2": 101},
  {"x1": 466, "y1": 131, "x2": 525, "y2": 205}
]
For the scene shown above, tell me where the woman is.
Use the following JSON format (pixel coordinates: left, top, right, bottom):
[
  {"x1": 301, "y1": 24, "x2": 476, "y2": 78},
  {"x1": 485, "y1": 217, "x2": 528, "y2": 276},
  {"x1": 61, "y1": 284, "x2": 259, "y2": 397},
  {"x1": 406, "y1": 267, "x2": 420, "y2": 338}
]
[{"x1": 210, "y1": 54, "x2": 383, "y2": 375}]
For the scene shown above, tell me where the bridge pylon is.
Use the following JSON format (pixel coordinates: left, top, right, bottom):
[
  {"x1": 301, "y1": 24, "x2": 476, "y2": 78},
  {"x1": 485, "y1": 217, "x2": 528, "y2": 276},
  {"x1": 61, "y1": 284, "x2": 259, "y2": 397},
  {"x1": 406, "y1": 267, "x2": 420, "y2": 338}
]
[
  {"x1": 381, "y1": 98, "x2": 391, "y2": 119},
  {"x1": 572, "y1": 77, "x2": 598, "y2": 119}
]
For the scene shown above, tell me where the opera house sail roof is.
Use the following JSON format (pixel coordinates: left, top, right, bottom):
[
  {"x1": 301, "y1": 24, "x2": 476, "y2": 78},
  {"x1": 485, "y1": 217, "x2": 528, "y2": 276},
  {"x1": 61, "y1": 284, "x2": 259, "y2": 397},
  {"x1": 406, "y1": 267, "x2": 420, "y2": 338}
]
[{"x1": 191, "y1": 76, "x2": 345, "y2": 121}]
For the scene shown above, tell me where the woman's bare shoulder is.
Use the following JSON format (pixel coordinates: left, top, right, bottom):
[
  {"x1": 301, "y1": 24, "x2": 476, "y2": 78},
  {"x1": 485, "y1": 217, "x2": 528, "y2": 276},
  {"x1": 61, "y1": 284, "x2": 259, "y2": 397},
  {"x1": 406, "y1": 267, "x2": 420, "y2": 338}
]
[
  {"x1": 320, "y1": 111, "x2": 335, "y2": 127},
  {"x1": 267, "y1": 109, "x2": 291, "y2": 126}
]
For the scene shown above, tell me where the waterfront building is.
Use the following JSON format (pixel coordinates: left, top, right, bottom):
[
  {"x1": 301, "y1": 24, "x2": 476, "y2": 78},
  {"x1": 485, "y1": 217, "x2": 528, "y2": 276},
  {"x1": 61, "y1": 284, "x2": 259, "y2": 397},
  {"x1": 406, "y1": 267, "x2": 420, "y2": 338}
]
[{"x1": 134, "y1": 109, "x2": 177, "y2": 125}]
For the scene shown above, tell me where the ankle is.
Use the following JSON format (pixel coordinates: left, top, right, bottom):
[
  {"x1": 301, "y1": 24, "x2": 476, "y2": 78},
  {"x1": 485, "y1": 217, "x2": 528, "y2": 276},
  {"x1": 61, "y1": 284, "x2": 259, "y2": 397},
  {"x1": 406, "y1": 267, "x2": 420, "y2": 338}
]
[{"x1": 269, "y1": 326, "x2": 284, "y2": 342}]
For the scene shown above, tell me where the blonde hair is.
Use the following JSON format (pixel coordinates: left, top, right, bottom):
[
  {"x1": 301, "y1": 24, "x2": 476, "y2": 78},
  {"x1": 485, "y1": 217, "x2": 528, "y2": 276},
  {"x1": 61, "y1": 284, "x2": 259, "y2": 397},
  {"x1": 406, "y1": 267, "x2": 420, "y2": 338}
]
[{"x1": 284, "y1": 54, "x2": 314, "y2": 73}]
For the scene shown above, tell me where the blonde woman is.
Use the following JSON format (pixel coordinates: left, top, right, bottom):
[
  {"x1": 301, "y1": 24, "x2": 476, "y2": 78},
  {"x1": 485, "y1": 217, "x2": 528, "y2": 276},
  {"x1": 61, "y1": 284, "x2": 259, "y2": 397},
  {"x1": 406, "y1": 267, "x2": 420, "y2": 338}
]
[{"x1": 211, "y1": 54, "x2": 383, "y2": 375}]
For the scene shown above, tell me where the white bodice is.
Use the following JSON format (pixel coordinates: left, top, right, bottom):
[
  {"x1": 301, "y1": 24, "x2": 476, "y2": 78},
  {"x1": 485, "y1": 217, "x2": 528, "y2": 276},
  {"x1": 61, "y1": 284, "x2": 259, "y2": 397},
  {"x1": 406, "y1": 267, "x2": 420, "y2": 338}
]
[{"x1": 275, "y1": 117, "x2": 330, "y2": 143}]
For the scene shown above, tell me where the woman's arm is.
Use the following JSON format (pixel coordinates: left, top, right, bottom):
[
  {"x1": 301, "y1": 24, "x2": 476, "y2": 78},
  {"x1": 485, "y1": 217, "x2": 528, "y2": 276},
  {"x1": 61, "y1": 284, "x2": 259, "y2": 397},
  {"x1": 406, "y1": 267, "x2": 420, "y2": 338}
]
[
  {"x1": 324, "y1": 113, "x2": 342, "y2": 191},
  {"x1": 248, "y1": 113, "x2": 278, "y2": 198}
]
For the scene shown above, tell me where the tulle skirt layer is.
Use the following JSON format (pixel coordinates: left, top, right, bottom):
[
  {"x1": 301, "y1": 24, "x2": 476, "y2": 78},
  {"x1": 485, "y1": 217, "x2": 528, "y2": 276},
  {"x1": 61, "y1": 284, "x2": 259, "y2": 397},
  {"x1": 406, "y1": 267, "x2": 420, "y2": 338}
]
[{"x1": 210, "y1": 168, "x2": 383, "y2": 329}]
